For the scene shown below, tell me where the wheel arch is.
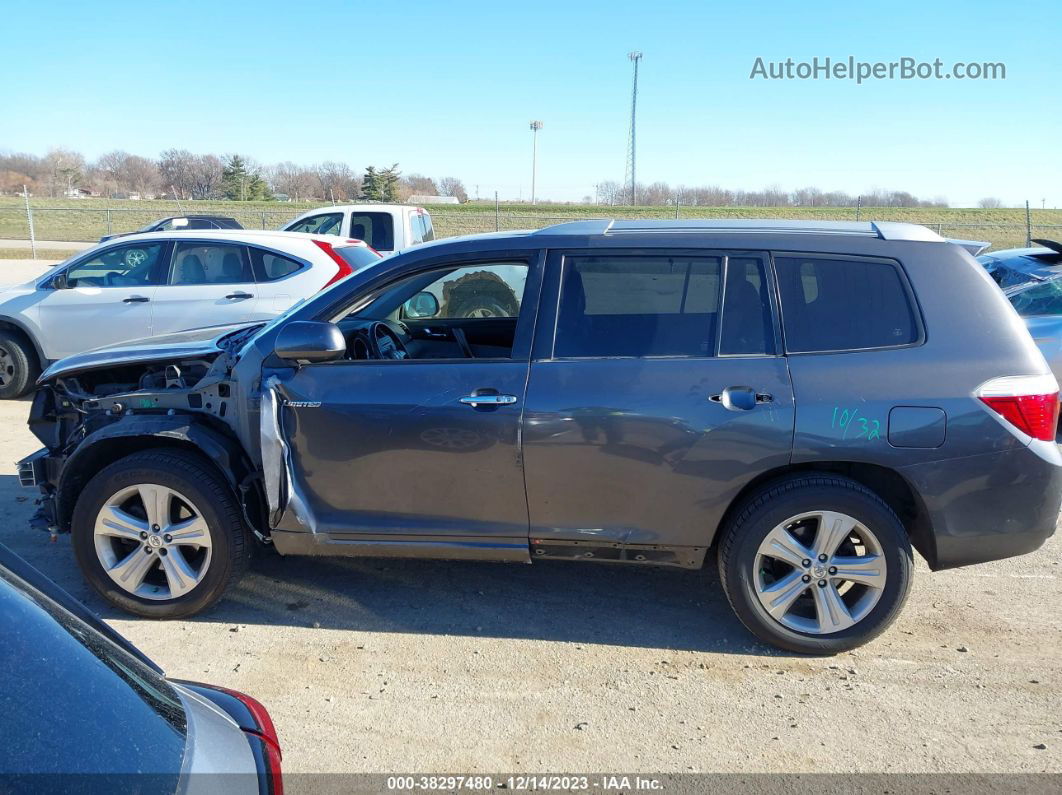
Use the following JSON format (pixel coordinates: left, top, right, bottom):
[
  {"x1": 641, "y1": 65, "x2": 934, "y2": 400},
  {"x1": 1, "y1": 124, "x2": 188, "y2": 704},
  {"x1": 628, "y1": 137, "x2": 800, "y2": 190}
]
[
  {"x1": 0, "y1": 315, "x2": 46, "y2": 370},
  {"x1": 713, "y1": 461, "x2": 937, "y2": 568},
  {"x1": 56, "y1": 416, "x2": 266, "y2": 539}
]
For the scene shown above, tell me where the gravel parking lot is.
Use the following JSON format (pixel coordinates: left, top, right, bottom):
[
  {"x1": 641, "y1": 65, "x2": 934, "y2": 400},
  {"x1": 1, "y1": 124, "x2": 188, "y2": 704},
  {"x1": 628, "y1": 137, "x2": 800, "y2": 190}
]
[{"x1": 0, "y1": 397, "x2": 1059, "y2": 776}]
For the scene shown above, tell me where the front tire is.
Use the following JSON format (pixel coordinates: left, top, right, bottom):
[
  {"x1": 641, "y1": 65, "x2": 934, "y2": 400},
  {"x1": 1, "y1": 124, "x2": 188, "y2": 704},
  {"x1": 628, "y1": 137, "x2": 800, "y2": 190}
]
[
  {"x1": 0, "y1": 331, "x2": 39, "y2": 399},
  {"x1": 72, "y1": 449, "x2": 250, "y2": 618},
  {"x1": 718, "y1": 475, "x2": 913, "y2": 655}
]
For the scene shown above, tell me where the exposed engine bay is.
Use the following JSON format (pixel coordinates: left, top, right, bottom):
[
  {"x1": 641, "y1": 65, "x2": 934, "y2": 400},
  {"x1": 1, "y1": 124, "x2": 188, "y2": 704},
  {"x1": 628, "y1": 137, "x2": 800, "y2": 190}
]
[{"x1": 56, "y1": 358, "x2": 217, "y2": 399}]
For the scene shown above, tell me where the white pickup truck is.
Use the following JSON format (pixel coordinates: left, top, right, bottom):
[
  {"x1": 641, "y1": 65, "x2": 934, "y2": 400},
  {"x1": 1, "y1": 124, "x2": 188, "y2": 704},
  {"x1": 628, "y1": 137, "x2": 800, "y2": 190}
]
[{"x1": 281, "y1": 204, "x2": 434, "y2": 255}]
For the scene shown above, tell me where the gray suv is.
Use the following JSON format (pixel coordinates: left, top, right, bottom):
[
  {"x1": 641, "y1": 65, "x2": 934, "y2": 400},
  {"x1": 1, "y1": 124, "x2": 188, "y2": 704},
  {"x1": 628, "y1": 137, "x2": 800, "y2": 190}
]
[{"x1": 19, "y1": 220, "x2": 1062, "y2": 654}]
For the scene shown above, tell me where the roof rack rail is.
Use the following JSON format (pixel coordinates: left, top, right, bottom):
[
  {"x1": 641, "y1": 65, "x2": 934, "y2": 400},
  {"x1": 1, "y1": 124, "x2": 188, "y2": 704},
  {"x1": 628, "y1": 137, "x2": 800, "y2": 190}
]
[{"x1": 531, "y1": 219, "x2": 946, "y2": 242}]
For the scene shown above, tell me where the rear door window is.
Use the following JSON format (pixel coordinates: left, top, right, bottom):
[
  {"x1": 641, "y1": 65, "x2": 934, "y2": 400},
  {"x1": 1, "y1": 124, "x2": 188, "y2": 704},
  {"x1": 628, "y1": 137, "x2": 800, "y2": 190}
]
[
  {"x1": 168, "y1": 242, "x2": 253, "y2": 285},
  {"x1": 348, "y1": 213, "x2": 395, "y2": 250},
  {"x1": 775, "y1": 255, "x2": 920, "y2": 352},
  {"x1": 554, "y1": 255, "x2": 722, "y2": 358}
]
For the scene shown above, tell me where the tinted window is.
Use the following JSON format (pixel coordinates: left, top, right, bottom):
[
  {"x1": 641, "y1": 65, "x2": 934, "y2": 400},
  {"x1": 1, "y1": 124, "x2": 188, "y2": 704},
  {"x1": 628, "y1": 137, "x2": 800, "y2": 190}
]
[
  {"x1": 775, "y1": 255, "x2": 918, "y2": 352},
  {"x1": 720, "y1": 256, "x2": 774, "y2": 355},
  {"x1": 250, "y1": 248, "x2": 304, "y2": 281},
  {"x1": 0, "y1": 571, "x2": 185, "y2": 778},
  {"x1": 336, "y1": 245, "x2": 382, "y2": 273},
  {"x1": 349, "y1": 213, "x2": 395, "y2": 250},
  {"x1": 1009, "y1": 280, "x2": 1062, "y2": 316},
  {"x1": 555, "y1": 255, "x2": 721, "y2": 358},
  {"x1": 66, "y1": 242, "x2": 165, "y2": 287},
  {"x1": 286, "y1": 212, "x2": 343, "y2": 235},
  {"x1": 169, "y1": 242, "x2": 252, "y2": 285}
]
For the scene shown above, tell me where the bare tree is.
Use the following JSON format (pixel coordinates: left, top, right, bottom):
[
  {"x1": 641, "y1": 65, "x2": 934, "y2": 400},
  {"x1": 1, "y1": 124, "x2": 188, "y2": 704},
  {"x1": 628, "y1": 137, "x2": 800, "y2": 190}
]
[
  {"x1": 269, "y1": 161, "x2": 321, "y2": 200},
  {"x1": 158, "y1": 149, "x2": 197, "y2": 198},
  {"x1": 978, "y1": 197, "x2": 1003, "y2": 209},
  {"x1": 43, "y1": 148, "x2": 85, "y2": 197},
  {"x1": 315, "y1": 161, "x2": 359, "y2": 202},
  {"x1": 438, "y1": 177, "x2": 468, "y2": 203},
  {"x1": 187, "y1": 154, "x2": 224, "y2": 199}
]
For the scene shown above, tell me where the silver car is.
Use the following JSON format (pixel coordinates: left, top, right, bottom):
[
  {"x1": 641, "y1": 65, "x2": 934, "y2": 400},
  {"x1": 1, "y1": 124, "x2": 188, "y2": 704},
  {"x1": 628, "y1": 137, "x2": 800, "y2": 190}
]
[{"x1": 0, "y1": 543, "x2": 283, "y2": 792}]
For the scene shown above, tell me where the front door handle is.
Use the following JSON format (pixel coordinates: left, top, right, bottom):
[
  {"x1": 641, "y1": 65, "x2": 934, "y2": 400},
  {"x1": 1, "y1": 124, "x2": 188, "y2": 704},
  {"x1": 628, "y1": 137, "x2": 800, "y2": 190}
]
[
  {"x1": 709, "y1": 386, "x2": 773, "y2": 411},
  {"x1": 459, "y1": 394, "x2": 518, "y2": 407},
  {"x1": 122, "y1": 295, "x2": 150, "y2": 303},
  {"x1": 225, "y1": 291, "x2": 254, "y2": 300}
]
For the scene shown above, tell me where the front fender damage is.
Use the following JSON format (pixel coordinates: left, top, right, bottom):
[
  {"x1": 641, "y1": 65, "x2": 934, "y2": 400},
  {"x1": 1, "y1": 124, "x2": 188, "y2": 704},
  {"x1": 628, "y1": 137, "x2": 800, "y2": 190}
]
[{"x1": 260, "y1": 376, "x2": 316, "y2": 534}]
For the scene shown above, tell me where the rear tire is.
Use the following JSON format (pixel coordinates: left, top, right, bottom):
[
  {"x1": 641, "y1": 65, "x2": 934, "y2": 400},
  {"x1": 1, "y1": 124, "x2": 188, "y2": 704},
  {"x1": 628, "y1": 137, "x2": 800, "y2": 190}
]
[
  {"x1": 0, "y1": 331, "x2": 39, "y2": 399},
  {"x1": 718, "y1": 475, "x2": 913, "y2": 655},
  {"x1": 72, "y1": 449, "x2": 250, "y2": 618}
]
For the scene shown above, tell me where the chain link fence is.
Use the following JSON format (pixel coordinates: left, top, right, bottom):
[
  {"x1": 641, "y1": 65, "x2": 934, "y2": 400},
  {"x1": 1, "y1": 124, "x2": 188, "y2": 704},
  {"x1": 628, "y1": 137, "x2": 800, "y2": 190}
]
[{"x1": 2, "y1": 204, "x2": 1060, "y2": 253}]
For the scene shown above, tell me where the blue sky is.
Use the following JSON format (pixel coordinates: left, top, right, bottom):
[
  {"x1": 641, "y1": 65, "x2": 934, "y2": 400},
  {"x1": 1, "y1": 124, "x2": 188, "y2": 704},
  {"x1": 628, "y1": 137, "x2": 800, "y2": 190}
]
[{"x1": 1, "y1": 0, "x2": 1059, "y2": 205}]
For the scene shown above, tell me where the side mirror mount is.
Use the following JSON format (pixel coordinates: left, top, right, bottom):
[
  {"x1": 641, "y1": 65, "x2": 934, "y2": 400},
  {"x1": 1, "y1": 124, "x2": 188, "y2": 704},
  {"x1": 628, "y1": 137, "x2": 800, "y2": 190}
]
[
  {"x1": 402, "y1": 291, "x2": 439, "y2": 319},
  {"x1": 51, "y1": 272, "x2": 69, "y2": 290},
  {"x1": 273, "y1": 321, "x2": 346, "y2": 363}
]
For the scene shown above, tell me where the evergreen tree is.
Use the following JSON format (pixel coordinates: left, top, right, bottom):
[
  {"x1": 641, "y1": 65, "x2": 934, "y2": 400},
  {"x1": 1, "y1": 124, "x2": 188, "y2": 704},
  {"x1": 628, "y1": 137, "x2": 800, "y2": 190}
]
[
  {"x1": 222, "y1": 155, "x2": 272, "y2": 201},
  {"x1": 380, "y1": 163, "x2": 401, "y2": 202},
  {"x1": 360, "y1": 166, "x2": 381, "y2": 201}
]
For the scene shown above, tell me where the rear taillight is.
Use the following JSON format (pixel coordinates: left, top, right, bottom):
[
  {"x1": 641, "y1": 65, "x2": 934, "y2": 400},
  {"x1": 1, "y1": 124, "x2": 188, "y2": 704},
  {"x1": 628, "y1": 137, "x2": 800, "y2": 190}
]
[
  {"x1": 313, "y1": 239, "x2": 353, "y2": 290},
  {"x1": 977, "y1": 374, "x2": 1060, "y2": 442},
  {"x1": 217, "y1": 686, "x2": 283, "y2": 793}
]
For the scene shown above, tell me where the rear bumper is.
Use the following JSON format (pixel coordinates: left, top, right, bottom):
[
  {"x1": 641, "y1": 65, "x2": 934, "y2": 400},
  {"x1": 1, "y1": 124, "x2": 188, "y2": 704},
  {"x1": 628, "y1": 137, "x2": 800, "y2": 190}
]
[{"x1": 901, "y1": 442, "x2": 1062, "y2": 570}]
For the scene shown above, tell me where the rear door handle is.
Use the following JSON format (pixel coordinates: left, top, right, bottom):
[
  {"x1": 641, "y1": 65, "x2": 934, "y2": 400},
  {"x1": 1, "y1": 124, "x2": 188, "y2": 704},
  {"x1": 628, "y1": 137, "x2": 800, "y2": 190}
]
[
  {"x1": 225, "y1": 291, "x2": 254, "y2": 300},
  {"x1": 122, "y1": 295, "x2": 150, "y2": 303},
  {"x1": 709, "y1": 386, "x2": 773, "y2": 411},
  {"x1": 459, "y1": 394, "x2": 518, "y2": 407}
]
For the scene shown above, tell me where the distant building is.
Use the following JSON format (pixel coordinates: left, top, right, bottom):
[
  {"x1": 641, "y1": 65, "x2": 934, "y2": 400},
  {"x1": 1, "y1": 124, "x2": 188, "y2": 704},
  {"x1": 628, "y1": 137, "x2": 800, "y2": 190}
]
[{"x1": 407, "y1": 194, "x2": 460, "y2": 205}]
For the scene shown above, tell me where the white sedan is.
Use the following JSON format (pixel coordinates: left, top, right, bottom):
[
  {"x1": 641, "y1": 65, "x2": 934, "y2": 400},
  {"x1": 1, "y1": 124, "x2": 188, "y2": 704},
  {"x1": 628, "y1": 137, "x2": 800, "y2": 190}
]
[{"x1": 0, "y1": 230, "x2": 380, "y2": 398}]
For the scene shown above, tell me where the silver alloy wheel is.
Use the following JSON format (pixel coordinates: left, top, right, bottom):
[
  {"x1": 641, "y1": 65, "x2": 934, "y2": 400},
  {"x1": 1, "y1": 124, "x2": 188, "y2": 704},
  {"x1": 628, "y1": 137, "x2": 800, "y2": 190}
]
[
  {"x1": 753, "y1": 510, "x2": 887, "y2": 635},
  {"x1": 0, "y1": 345, "x2": 12, "y2": 387},
  {"x1": 93, "y1": 483, "x2": 213, "y2": 600}
]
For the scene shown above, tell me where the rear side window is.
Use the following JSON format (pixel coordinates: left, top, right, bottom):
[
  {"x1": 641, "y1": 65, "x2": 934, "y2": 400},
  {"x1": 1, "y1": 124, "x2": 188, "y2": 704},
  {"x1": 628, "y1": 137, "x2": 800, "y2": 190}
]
[
  {"x1": 775, "y1": 255, "x2": 919, "y2": 352},
  {"x1": 349, "y1": 213, "x2": 395, "y2": 250},
  {"x1": 1009, "y1": 280, "x2": 1062, "y2": 316},
  {"x1": 555, "y1": 255, "x2": 721, "y2": 358},
  {"x1": 420, "y1": 214, "x2": 435, "y2": 242},
  {"x1": 250, "y1": 248, "x2": 304, "y2": 281},
  {"x1": 335, "y1": 245, "x2": 381, "y2": 272},
  {"x1": 720, "y1": 256, "x2": 774, "y2": 355}
]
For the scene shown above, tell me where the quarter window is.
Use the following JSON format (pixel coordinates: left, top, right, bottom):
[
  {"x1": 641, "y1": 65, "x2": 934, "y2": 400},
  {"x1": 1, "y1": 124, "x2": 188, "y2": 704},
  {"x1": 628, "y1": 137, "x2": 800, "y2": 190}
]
[
  {"x1": 169, "y1": 243, "x2": 252, "y2": 285},
  {"x1": 65, "y1": 242, "x2": 166, "y2": 287},
  {"x1": 554, "y1": 255, "x2": 722, "y2": 358},
  {"x1": 250, "y1": 248, "x2": 304, "y2": 281},
  {"x1": 775, "y1": 255, "x2": 919, "y2": 352}
]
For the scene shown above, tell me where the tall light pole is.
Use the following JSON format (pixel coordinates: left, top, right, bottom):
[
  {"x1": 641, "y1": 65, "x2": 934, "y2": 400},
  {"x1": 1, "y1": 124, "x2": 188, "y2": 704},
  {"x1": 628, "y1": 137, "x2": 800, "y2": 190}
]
[
  {"x1": 624, "y1": 51, "x2": 642, "y2": 206},
  {"x1": 529, "y1": 120, "x2": 543, "y2": 205}
]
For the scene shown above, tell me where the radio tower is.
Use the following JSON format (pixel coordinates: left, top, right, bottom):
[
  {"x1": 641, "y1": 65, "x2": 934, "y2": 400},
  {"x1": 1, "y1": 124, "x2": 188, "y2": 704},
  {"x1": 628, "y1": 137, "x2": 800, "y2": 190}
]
[{"x1": 624, "y1": 51, "x2": 643, "y2": 206}]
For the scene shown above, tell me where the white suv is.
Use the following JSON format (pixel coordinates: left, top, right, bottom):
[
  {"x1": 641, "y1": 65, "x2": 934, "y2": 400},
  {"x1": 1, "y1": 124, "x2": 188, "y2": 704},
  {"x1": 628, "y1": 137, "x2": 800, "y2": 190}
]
[{"x1": 0, "y1": 230, "x2": 380, "y2": 398}]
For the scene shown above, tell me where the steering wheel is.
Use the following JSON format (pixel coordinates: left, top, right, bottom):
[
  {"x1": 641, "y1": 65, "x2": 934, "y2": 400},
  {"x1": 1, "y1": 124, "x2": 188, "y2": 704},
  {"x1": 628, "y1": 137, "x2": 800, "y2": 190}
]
[{"x1": 366, "y1": 322, "x2": 409, "y2": 360}]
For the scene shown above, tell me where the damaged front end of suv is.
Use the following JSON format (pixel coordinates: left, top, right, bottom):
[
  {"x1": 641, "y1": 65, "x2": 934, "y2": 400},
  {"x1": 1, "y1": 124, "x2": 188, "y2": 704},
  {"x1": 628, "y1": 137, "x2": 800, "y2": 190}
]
[{"x1": 19, "y1": 323, "x2": 269, "y2": 543}]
